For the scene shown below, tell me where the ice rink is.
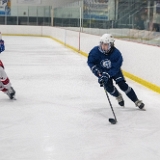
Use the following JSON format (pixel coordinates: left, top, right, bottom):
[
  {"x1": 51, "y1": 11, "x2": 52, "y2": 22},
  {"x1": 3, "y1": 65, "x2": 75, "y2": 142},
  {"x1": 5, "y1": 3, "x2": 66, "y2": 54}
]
[{"x1": 0, "y1": 36, "x2": 160, "y2": 160}]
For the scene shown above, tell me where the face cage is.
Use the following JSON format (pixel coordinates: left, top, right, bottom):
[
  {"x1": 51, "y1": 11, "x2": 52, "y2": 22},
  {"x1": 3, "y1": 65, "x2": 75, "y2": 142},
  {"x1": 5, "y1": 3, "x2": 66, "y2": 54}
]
[{"x1": 99, "y1": 42, "x2": 111, "y2": 54}]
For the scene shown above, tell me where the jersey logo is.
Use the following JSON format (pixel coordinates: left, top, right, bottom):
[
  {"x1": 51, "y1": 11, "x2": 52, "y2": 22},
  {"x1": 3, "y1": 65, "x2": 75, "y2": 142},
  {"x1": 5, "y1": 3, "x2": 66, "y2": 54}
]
[{"x1": 100, "y1": 59, "x2": 111, "y2": 69}]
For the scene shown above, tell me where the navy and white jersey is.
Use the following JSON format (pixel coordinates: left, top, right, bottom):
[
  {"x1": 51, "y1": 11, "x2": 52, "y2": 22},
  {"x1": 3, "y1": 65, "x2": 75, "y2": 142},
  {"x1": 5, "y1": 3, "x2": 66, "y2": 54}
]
[{"x1": 87, "y1": 46, "x2": 123, "y2": 77}]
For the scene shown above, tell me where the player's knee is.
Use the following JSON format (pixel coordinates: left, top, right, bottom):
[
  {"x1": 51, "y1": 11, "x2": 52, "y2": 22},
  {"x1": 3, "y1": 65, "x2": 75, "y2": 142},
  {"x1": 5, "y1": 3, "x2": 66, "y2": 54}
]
[
  {"x1": 0, "y1": 66, "x2": 4, "y2": 71},
  {"x1": 118, "y1": 81, "x2": 129, "y2": 92},
  {"x1": 0, "y1": 66, "x2": 4, "y2": 77},
  {"x1": 105, "y1": 85, "x2": 114, "y2": 94},
  {"x1": 118, "y1": 81, "x2": 133, "y2": 95}
]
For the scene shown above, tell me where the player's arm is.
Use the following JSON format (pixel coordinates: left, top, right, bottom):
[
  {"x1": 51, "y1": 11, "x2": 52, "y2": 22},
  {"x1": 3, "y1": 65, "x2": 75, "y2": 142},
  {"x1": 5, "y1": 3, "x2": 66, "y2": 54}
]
[
  {"x1": 0, "y1": 39, "x2": 5, "y2": 53},
  {"x1": 108, "y1": 51, "x2": 123, "y2": 77},
  {"x1": 87, "y1": 51, "x2": 102, "y2": 77}
]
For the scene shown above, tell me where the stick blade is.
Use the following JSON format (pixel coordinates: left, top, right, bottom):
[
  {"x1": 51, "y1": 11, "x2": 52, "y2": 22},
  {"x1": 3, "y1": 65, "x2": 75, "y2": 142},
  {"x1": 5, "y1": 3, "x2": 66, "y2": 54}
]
[{"x1": 109, "y1": 118, "x2": 117, "y2": 124}]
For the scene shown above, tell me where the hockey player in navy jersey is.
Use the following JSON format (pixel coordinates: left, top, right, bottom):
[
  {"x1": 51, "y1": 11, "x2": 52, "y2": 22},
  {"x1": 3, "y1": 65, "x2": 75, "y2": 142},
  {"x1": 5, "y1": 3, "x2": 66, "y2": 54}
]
[
  {"x1": 0, "y1": 33, "x2": 15, "y2": 99},
  {"x1": 87, "y1": 33, "x2": 144, "y2": 109}
]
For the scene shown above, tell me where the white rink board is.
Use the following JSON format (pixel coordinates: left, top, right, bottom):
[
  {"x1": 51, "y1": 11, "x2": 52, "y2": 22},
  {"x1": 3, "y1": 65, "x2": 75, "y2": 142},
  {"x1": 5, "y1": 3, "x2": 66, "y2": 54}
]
[
  {"x1": 0, "y1": 25, "x2": 160, "y2": 86},
  {"x1": 0, "y1": 25, "x2": 42, "y2": 35},
  {"x1": 66, "y1": 30, "x2": 79, "y2": 49}
]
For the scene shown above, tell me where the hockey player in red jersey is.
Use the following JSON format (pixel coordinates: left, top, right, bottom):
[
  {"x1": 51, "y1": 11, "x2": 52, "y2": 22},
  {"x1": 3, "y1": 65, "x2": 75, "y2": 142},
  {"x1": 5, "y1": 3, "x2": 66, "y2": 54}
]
[{"x1": 0, "y1": 32, "x2": 15, "y2": 99}]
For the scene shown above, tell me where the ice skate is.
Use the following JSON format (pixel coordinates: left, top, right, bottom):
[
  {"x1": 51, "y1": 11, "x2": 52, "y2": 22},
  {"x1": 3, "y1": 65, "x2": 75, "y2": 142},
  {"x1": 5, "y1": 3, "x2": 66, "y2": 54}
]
[
  {"x1": 116, "y1": 94, "x2": 124, "y2": 107},
  {"x1": 135, "y1": 100, "x2": 145, "y2": 110},
  {"x1": 6, "y1": 87, "x2": 16, "y2": 99}
]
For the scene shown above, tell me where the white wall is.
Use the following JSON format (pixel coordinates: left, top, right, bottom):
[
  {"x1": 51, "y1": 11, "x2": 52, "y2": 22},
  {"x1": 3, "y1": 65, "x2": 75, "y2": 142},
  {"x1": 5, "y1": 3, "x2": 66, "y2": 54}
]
[
  {"x1": 10, "y1": 0, "x2": 79, "y2": 17},
  {"x1": 11, "y1": 5, "x2": 51, "y2": 17},
  {"x1": 11, "y1": 0, "x2": 53, "y2": 6},
  {"x1": 0, "y1": 25, "x2": 160, "y2": 88},
  {"x1": 116, "y1": 40, "x2": 160, "y2": 86},
  {"x1": 11, "y1": 0, "x2": 79, "y2": 7},
  {"x1": 62, "y1": 27, "x2": 160, "y2": 43},
  {"x1": 0, "y1": 25, "x2": 42, "y2": 35}
]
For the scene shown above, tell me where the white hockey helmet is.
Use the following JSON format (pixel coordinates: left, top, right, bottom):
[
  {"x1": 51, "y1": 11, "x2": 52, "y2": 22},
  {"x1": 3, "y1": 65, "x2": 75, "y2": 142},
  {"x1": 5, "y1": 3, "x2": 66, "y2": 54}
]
[{"x1": 100, "y1": 34, "x2": 115, "y2": 44}]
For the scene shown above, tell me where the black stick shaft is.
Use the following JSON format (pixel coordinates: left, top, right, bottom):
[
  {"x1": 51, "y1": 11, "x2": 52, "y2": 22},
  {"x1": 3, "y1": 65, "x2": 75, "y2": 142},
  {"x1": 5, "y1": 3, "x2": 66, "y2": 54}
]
[{"x1": 104, "y1": 86, "x2": 117, "y2": 122}]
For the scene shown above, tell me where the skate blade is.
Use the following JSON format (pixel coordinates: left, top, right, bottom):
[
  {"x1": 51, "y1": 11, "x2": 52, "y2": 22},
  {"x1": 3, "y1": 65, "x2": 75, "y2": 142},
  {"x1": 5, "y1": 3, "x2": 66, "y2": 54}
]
[
  {"x1": 140, "y1": 108, "x2": 146, "y2": 111},
  {"x1": 11, "y1": 97, "x2": 17, "y2": 100}
]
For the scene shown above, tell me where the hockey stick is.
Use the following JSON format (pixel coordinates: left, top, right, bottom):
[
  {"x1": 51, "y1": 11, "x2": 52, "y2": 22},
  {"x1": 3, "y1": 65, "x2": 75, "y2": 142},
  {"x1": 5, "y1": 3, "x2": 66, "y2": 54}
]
[{"x1": 103, "y1": 85, "x2": 117, "y2": 124}]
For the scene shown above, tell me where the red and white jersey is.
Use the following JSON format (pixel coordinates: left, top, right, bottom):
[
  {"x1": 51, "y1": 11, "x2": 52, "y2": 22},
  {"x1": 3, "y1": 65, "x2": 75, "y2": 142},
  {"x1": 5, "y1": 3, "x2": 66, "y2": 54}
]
[
  {"x1": 0, "y1": 33, "x2": 11, "y2": 93},
  {"x1": 0, "y1": 60, "x2": 4, "y2": 68},
  {"x1": 0, "y1": 60, "x2": 11, "y2": 92}
]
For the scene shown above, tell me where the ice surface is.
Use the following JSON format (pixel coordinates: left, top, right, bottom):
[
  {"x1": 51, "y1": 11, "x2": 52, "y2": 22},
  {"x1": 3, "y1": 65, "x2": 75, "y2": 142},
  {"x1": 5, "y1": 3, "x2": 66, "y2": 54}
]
[{"x1": 0, "y1": 36, "x2": 160, "y2": 160}]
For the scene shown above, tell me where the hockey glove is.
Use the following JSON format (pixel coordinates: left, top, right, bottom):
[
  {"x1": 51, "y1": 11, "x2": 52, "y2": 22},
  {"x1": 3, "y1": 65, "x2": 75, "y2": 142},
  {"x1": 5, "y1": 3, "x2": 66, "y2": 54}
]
[
  {"x1": 91, "y1": 65, "x2": 102, "y2": 77},
  {"x1": 98, "y1": 72, "x2": 110, "y2": 87},
  {"x1": 0, "y1": 40, "x2": 5, "y2": 53}
]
